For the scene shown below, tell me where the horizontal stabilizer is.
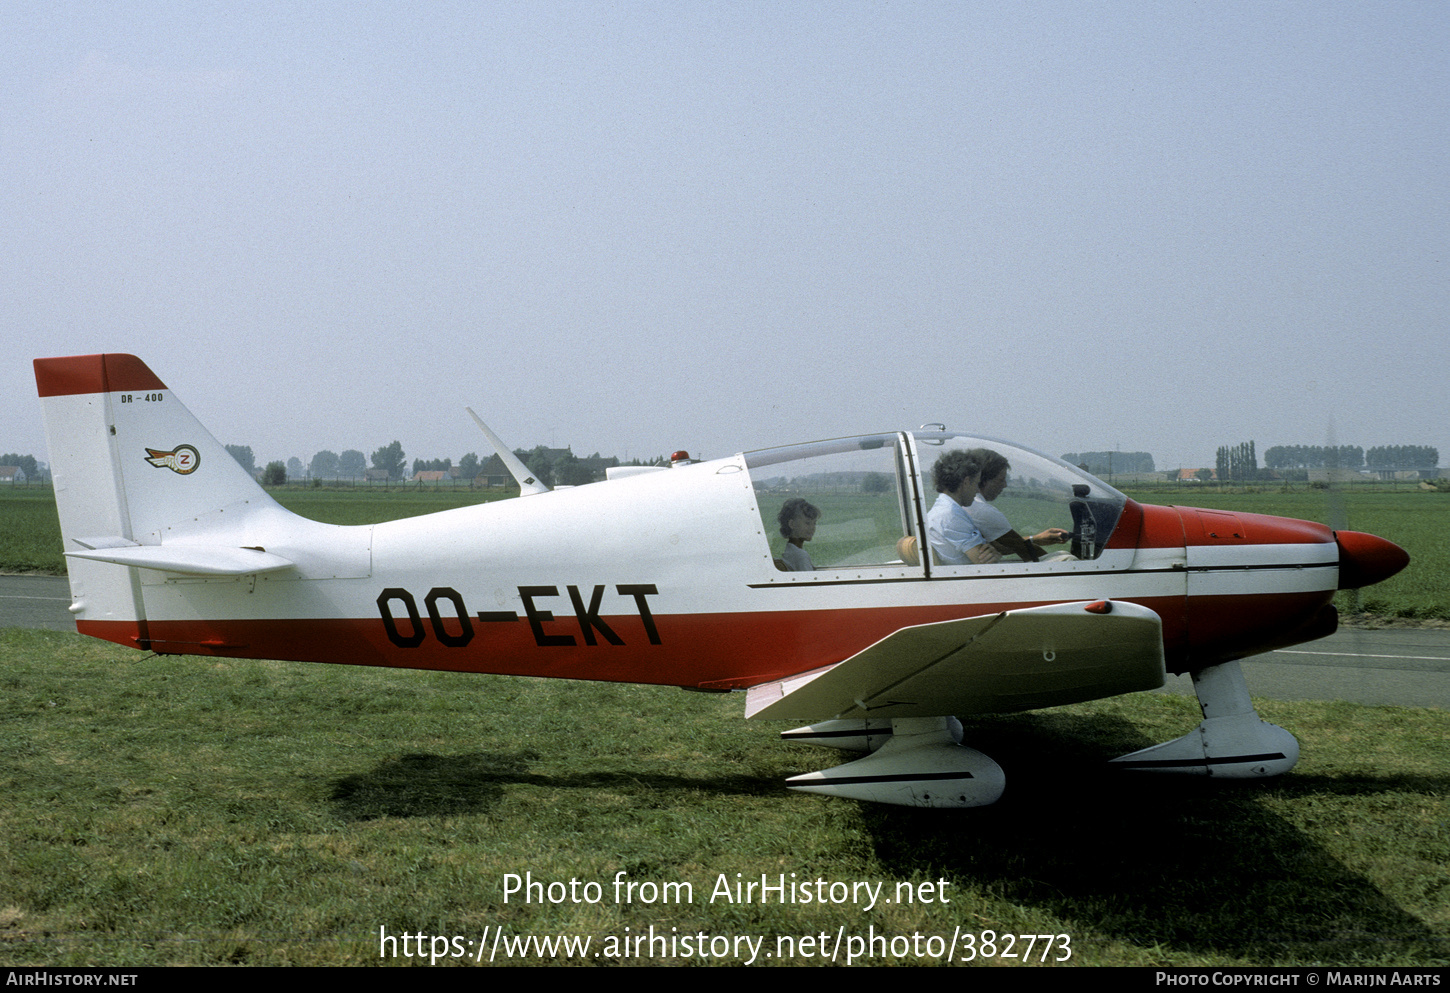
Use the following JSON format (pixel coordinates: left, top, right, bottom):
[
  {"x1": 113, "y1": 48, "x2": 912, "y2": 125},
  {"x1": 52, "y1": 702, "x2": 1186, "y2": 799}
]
[
  {"x1": 65, "y1": 542, "x2": 295, "y2": 576},
  {"x1": 747, "y1": 600, "x2": 1165, "y2": 722}
]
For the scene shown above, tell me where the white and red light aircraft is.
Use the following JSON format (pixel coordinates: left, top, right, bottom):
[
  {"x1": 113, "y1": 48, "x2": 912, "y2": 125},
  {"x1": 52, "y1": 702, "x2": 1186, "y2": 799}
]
[{"x1": 35, "y1": 353, "x2": 1409, "y2": 808}]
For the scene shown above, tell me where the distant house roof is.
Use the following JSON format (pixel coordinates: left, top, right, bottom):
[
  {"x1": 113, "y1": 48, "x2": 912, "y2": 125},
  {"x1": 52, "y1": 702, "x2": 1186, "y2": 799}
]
[
  {"x1": 413, "y1": 470, "x2": 449, "y2": 482},
  {"x1": 0, "y1": 466, "x2": 18, "y2": 481},
  {"x1": 476, "y1": 455, "x2": 512, "y2": 483},
  {"x1": 1176, "y1": 468, "x2": 1216, "y2": 481}
]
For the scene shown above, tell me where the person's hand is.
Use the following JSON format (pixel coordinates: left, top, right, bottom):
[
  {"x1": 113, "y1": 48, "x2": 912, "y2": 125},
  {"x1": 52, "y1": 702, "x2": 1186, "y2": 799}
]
[{"x1": 968, "y1": 543, "x2": 1003, "y2": 564}]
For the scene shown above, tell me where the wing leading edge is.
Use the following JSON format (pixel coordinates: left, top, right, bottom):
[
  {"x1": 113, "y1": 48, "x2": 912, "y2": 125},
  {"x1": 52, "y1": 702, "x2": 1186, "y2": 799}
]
[{"x1": 746, "y1": 600, "x2": 1166, "y2": 722}]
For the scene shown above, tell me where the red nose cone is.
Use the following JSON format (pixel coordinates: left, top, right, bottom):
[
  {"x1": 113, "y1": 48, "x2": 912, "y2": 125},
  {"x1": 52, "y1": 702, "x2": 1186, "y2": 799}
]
[{"x1": 1336, "y1": 531, "x2": 1410, "y2": 590}]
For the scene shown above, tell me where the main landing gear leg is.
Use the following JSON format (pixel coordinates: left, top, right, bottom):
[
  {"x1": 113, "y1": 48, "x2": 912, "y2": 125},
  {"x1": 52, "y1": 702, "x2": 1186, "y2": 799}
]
[
  {"x1": 784, "y1": 717, "x2": 1005, "y2": 808},
  {"x1": 1110, "y1": 659, "x2": 1299, "y2": 778}
]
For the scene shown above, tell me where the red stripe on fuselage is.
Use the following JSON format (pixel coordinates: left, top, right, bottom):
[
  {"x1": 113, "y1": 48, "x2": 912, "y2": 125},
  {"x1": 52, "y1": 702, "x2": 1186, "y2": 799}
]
[
  {"x1": 34, "y1": 354, "x2": 168, "y2": 397},
  {"x1": 83, "y1": 604, "x2": 1120, "y2": 687},
  {"x1": 74, "y1": 587, "x2": 1334, "y2": 688}
]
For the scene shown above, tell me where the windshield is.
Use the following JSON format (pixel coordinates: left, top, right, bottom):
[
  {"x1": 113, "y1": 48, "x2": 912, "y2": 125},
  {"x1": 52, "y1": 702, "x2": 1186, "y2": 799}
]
[{"x1": 911, "y1": 432, "x2": 1127, "y2": 563}]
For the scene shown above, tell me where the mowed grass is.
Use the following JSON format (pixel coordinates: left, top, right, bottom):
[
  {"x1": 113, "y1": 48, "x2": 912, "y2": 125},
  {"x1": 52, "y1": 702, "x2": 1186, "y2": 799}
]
[
  {"x1": 0, "y1": 489, "x2": 67, "y2": 573},
  {"x1": 1, "y1": 628, "x2": 1446, "y2": 967}
]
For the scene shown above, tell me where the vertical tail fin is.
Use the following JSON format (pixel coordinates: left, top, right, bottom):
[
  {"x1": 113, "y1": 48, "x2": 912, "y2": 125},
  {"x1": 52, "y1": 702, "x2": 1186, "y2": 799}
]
[
  {"x1": 35, "y1": 354, "x2": 280, "y2": 547},
  {"x1": 35, "y1": 354, "x2": 288, "y2": 643}
]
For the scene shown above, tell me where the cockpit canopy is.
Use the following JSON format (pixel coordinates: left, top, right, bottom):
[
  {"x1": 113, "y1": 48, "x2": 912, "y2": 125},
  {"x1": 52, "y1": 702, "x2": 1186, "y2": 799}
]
[{"x1": 744, "y1": 432, "x2": 1127, "y2": 574}]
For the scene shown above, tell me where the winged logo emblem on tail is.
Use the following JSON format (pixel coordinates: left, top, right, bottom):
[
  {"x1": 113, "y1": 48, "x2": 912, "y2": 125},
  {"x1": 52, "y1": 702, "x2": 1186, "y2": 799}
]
[{"x1": 145, "y1": 445, "x2": 200, "y2": 474}]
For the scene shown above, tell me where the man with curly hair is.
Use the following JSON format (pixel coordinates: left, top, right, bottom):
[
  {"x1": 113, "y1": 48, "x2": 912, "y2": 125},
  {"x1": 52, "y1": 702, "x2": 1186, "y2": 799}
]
[
  {"x1": 925, "y1": 450, "x2": 1002, "y2": 565},
  {"x1": 965, "y1": 447, "x2": 1071, "y2": 562}
]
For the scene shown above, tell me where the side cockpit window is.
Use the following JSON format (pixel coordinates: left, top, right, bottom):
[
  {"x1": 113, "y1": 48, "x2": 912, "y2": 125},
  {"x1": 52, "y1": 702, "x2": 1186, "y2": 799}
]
[
  {"x1": 745, "y1": 435, "x2": 916, "y2": 573},
  {"x1": 910, "y1": 433, "x2": 1127, "y2": 567}
]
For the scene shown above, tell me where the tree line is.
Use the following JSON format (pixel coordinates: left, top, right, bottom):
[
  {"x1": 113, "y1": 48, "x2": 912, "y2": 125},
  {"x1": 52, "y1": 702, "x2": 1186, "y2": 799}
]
[
  {"x1": 1216, "y1": 440, "x2": 1441, "y2": 481},
  {"x1": 1216, "y1": 441, "x2": 1258, "y2": 482},
  {"x1": 228, "y1": 443, "x2": 402, "y2": 482},
  {"x1": 1058, "y1": 440, "x2": 1442, "y2": 484},
  {"x1": 1262, "y1": 445, "x2": 1439, "y2": 470},
  {"x1": 227, "y1": 441, "x2": 641, "y2": 486}
]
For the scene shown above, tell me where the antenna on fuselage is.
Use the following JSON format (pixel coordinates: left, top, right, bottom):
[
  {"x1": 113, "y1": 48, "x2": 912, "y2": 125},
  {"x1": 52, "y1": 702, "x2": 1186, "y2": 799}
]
[{"x1": 465, "y1": 407, "x2": 551, "y2": 497}]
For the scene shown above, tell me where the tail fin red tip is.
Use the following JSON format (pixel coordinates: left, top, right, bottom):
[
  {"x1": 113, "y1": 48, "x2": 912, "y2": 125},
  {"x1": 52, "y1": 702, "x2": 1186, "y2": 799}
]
[{"x1": 34, "y1": 354, "x2": 167, "y2": 398}]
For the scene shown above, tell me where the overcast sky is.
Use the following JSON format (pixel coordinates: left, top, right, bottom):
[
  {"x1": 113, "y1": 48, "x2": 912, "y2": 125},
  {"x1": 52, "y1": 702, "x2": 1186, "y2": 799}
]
[{"x1": 3, "y1": 1, "x2": 1445, "y2": 473}]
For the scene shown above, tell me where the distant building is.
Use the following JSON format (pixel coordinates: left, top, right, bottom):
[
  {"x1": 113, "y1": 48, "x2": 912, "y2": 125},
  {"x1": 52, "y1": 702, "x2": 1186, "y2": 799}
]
[
  {"x1": 1369, "y1": 468, "x2": 1437, "y2": 482},
  {"x1": 0, "y1": 466, "x2": 25, "y2": 484},
  {"x1": 475, "y1": 455, "x2": 513, "y2": 488},
  {"x1": 412, "y1": 470, "x2": 449, "y2": 483},
  {"x1": 1307, "y1": 467, "x2": 1372, "y2": 484}
]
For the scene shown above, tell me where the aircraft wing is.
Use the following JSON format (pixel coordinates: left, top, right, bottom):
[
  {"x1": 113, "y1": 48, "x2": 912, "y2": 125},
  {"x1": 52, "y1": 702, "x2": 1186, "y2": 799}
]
[{"x1": 745, "y1": 600, "x2": 1165, "y2": 722}]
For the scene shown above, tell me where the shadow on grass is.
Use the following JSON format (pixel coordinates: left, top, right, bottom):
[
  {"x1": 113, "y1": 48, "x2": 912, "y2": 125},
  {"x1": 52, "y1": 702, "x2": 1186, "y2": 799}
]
[
  {"x1": 860, "y1": 710, "x2": 1447, "y2": 963},
  {"x1": 329, "y1": 750, "x2": 783, "y2": 820},
  {"x1": 330, "y1": 752, "x2": 541, "y2": 820}
]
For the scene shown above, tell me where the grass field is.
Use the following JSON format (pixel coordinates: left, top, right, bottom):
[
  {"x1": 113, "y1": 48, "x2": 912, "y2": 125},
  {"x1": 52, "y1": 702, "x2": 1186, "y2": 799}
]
[
  {"x1": 0, "y1": 489, "x2": 67, "y2": 574},
  {"x1": 0, "y1": 627, "x2": 1445, "y2": 967}
]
